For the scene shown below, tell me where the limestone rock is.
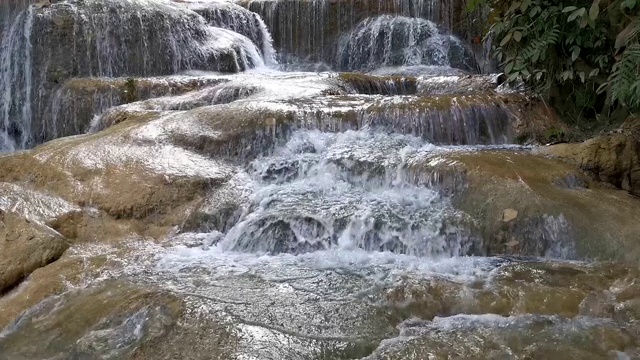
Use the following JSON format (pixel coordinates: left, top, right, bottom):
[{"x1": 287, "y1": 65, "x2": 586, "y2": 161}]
[
  {"x1": 34, "y1": 0, "x2": 51, "y2": 9},
  {"x1": 3, "y1": 0, "x2": 252, "y2": 148},
  {"x1": 0, "y1": 209, "x2": 68, "y2": 293},
  {"x1": 0, "y1": 281, "x2": 185, "y2": 358},
  {"x1": 537, "y1": 116, "x2": 640, "y2": 196},
  {"x1": 417, "y1": 151, "x2": 640, "y2": 261}
]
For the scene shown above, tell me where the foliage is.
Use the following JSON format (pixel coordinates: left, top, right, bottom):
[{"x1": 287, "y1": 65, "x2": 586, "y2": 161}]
[
  {"x1": 472, "y1": 0, "x2": 640, "y2": 121},
  {"x1": 123, "y1": 77, "x2": 137, "y2": 104}
]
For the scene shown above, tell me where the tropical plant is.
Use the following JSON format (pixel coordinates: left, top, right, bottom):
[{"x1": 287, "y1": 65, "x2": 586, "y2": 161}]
[{"x1": 471, "y1": 0, "x2": 639, "y2": 122}]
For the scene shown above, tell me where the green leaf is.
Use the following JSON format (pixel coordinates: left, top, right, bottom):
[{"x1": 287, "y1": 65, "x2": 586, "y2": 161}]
[
  {"x1": 596, "y1": 82, "x2": 609, "y2": 94},
  {"x1": 589, "y1": 1, "x2": 599, "y2": 20},
  {"x1": 562, "y1": 6, "x2": 578, "y2": 12},
  {"x1": 500, "y1": 32, "x2": 512, "y2": 46},
  {"x1": 509, "y1": 1, "x2": 522, "y2": 12},
  {"x1": 532, "y1": 49, "x2": 541, "y2": 62},
  {"x1": 589, "y1": 68, "x2": 600, "y2": 77},
  {"x1": 571, "y1": 46, "x2": 581, "y2": 62},
  {"x1": 567, "y1": 8, "x2": 585, "y2": 22},
  {"x1": 579, "y1": 72, "x2": 586, "y2": 83},
  {"x1": 514, "y1": 31, "x2": 523, "y2": 42},
  {"x1": 530, "y1": 6, "x2": 540, "y2": 17},
  {"x1": 505, "y1": 62, "x2": 515, "y2": 74},
  {"x1": 520, "y1": 0, "x2": 532, "y2": 12},
  {"x1": 622, "y1": 0, "x2": 636, "y2": 9}
]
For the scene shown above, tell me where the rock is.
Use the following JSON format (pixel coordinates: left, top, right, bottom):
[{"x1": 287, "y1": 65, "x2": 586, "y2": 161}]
[
  {"x1": 0, "y1": 209, "x2": 68, "y2": 293},
  {"x1": 0, "y1": 281, "x2": 185, "y2": 358},
  {"x1": 413, "y1": 151, "x2": 640, "y2": 261},
  {"x1": 34, "y1": 0, "x2": 51, "y2": 9},
  {"x1": 501, "y1": 209, "x2": 518, "y2": 222},
  {"x1": 46, "y1": 76, "x2": 228, "y2": 142},
  {"x1": 537, "y1": 116, "x2": 640, "y2": 196},
  {"x1": 579, "y1": 291, "x2": 616, "y2": 318}
]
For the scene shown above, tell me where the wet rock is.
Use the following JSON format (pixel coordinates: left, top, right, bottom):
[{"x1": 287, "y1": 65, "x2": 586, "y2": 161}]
[
  {"x1": 337, "y1": 73, "x2": 417, "y2": 95},
  {"x1": 0, "y1": 209, "x2": 67, "y2": 293},
  {"x1": 0, "y1": 281, "x2": 184, "y2": 358},
  {"x1": 365, "y1": 314, "x2": 639, "y2": 359},
  {"x1": 414, "y1": 151, "x2": 640, "y2": 261},
  {"x1": 579, "y1": 291, "x2": 616, "y2": 318},
  {"x1": 538, "y1": 117, "x2": 640, "y2": 196},
  {"x1": 46, "y1": 76, "x2": 228, "y2": 142},
  {"x1": 0, "y1": 109, "x2": 240, "y2": 238}
]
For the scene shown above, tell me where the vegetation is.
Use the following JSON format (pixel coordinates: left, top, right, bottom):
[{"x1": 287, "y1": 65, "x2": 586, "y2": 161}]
[
  {"x1": 470, "y1": 0, "x2": 639, "y2": 128},
  {"x1": 122, "y1": 77, "x2": 137, "y2": 104}
]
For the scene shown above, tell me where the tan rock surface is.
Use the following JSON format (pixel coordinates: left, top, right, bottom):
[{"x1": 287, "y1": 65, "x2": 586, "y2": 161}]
[{"x1": 0, "y1": 210, "x2": 68, "y2": 293}]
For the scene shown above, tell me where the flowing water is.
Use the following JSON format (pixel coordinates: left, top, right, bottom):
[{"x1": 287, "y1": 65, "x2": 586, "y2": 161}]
[
  {"x1": 0, "y1": 0, "x2": 639, "y2": 358},
  {"x1": 336, "y1": 15, "x2": 471, "y2": 71}
]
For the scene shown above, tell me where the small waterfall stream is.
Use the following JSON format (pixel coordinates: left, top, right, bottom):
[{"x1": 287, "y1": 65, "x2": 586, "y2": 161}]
[
  {"x1": 220, "y1": 130, "x2": 479, "y2": 256},
  {"x1": 0, "y1": 6, "x2": 34, "y2": 151},
  {"x1": 336, "y1": 16, "x2": 471, "y2": 71}
]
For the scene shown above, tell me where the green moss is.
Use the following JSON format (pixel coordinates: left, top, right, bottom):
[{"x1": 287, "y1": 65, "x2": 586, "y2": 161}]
[
  {"x1": 544, "y1": 127, "x2": 566, "y2": 144},
  {"x1": 122, "y1": 77, "x2": 137, "y2": 104}
]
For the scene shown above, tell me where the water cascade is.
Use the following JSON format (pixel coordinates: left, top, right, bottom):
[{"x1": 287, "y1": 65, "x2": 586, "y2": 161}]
[
  {"x1": 0, "y1": 0, "x2": 269, "y2": 148},
  {"x1": 336, "y1": 16, "x2": 473, "y2": 71},
  {"x1": 1, "y1": 0, "x2": 639, "y2": 358},
  {"x1": 220, "y1": 130, "x2": 480, "y2": 256},
  {"x1": 243, "y1": 0, "x2": 459, "y2": 64},
  {"x1": 188, "y1": 1, "x2": 278, "y2": 66},
  {"x1": 0, "y1": 6, "x2": 34, "y2": 151}
]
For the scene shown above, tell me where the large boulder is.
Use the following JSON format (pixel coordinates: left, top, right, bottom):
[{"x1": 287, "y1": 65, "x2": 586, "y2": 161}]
[
  {"x1": 0, "y1": 281, "x2": 184, "y2": 358},
  {"x1": 0, "y1": 209, "x2": 67, "y2": 293},
  {"x1": 537, "y1": 116, "x2": 640, "y2": 196},
  {"x1": 0, "y1": 182, "x2": 74, "y2": 293},
  {"x1": 406, "y1": 150, "x2": 640, "y2": 261}
]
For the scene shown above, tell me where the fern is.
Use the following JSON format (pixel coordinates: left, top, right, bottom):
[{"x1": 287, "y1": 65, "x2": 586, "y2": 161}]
[
  {"x1": 608, "y1": 44, "x2": 640, "y2": 109},
  {"x1": 483, "y1": 0, "x2": 640, "y2": 118}
]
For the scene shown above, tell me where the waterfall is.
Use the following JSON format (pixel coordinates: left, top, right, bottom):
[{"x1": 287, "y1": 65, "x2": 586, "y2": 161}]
[
  {"x1": 189, "y1": 1, "x2": 278, "y2": 66},
  {"x1": 0, "y1": 7, "x2": 34, "y2": 152},
  {"x1": 0, "y1": 0, "x2": 270, "y2": 150},
  {"x1": 243, "y1": 0, "x2": 453, "y2": 64},
  {"x1": 336, "y1": 16, "x2": 473, "y2": 72},
  {"x1": 219, "y1": 129, "x2": 480, "y2": 256}
]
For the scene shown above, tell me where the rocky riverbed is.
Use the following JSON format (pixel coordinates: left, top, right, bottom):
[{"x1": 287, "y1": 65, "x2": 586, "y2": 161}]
[{"x1": 1, "y1": 0, "x2": 639, "y2": 358}]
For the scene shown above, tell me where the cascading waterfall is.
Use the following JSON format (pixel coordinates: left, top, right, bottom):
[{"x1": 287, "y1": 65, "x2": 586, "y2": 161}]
[
  {"x1": 243, "y1": 0, "x2": 452, "y2": 64},
  {"x1": 189, "y1": 1, "x2": 278, "y2": 66},
  {"x1": 1, "y1": 0, "x2": 627, "y2": 358},
  {"x1": 336, "y1": 15, "x2": 473, "y2": 71},
  {"x1": 219, "y1": 129, "x2": 480, "y2": 256},
  {"x1": 0, "y1": 6, "x2": 34, "y2": 152},
  {"x1": 0, "y1": 0, "x2": 272, "y2": 150}
]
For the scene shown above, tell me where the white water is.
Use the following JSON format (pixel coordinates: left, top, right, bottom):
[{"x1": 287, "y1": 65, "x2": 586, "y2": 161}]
[
  {"x1": 187, "y1": 0, "x2": 278, "y2": 66},
  {"x1": 336, "y1": 15, "x2": 470, "y2": 71},
  {"x1": 0, "y1": 6, "x2": 34, "y2": 151}
]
